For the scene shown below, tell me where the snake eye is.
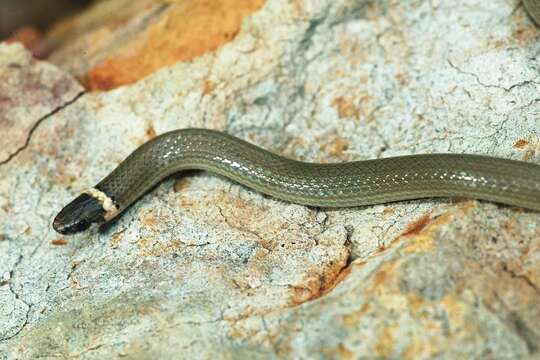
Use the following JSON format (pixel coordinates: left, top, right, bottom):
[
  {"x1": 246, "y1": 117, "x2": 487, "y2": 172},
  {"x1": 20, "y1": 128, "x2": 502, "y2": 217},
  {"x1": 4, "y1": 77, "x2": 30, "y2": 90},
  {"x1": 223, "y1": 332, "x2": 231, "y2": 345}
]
[{"x1": 53, "y1": 194, "x2": 105, "y2": 234}]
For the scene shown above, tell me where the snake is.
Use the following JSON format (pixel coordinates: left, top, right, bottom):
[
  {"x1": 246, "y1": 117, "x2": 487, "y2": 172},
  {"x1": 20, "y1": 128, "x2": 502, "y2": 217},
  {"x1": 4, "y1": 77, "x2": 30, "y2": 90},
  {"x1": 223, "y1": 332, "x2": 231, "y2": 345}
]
[
  {"x1": 53, "y1": 2, "x2": 540, "y2": 234},
  {"x1": 52, "y1": 128, "x2": 540, "y2": 234}
]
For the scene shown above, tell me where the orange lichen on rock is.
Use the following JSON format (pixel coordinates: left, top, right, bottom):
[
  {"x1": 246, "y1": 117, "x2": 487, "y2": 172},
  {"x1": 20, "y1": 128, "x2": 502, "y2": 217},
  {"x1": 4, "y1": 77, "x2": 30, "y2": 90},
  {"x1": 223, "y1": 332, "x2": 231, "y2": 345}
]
[{"x1": 87, "y1": 0, "x2": 266, "y2": 90}]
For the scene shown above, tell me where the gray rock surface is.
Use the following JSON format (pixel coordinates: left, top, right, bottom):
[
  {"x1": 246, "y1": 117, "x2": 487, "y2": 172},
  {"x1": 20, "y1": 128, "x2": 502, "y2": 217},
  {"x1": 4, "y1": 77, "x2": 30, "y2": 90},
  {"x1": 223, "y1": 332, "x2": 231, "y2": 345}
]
[
  {"x1": 1, "y1": 0, "x2": 540, "y2": 358},
  {"x1": 0, "y1": 43, "x2": 83, "y2": 163}
]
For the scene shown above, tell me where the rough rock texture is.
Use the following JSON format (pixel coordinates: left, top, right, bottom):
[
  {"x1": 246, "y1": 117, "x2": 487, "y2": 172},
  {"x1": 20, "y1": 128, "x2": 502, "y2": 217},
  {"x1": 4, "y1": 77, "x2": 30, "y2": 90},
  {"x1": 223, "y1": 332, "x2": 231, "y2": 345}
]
[
  {"x1": 46, "y1": 0, "x2": 266, "y2": 90},
  {"x1": 0, "y1": 43, "x2": 83, "y2": 163},
  {"x1": 1, "y1": 0, "x2": 540, "y2": 358}
]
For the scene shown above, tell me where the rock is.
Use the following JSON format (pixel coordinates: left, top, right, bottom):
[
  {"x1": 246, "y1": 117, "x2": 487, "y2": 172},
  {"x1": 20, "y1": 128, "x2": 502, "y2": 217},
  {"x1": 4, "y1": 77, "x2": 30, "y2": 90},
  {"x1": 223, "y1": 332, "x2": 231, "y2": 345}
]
[
  {"x1": 1, "y1": 0, "x2": 539, "y2": 358},
  {"x1": 0, "y1": 43, "x2": 83, "y2": 163}
]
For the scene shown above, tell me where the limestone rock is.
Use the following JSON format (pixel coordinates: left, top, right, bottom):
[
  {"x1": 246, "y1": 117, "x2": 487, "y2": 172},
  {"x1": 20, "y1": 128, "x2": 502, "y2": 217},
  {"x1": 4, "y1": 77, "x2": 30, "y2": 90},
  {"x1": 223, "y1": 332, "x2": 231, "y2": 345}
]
[
  {"x1": 1, "y1": 0, "x2": 539, "y2": 358},
  {"x1": 0, "y1": 43, "x2": 83, "y2": 163}
]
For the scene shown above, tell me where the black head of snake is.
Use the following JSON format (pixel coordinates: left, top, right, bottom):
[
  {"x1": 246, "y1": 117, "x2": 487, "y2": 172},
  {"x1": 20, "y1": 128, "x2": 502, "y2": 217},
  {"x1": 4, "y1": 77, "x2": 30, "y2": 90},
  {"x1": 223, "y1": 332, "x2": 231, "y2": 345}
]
[{"x1": 53, "y1": 193, "x2": 105, "y2": 234}]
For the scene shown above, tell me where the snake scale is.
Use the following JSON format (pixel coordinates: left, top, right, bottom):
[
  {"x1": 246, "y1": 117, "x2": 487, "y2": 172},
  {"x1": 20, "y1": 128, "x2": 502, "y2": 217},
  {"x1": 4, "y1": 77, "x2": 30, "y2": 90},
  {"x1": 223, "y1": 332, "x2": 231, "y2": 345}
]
[{"x1": 53, "y1": 1, "x2": 540, "y2": 234}]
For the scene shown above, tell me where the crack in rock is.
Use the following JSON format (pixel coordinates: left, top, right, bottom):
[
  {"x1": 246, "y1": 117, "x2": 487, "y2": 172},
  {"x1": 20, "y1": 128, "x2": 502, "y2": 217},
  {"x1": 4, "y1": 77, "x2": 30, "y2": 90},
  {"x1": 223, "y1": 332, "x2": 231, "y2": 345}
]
[
  {"x1": 447, "y1": 59, "x2": 537, "y2": 92},
  {"x1": 0, "y1": 91, "x2": 86, "y2": 166},
  {"x1": 0, "y1": 255, "x2": 31, "y2": 342}
]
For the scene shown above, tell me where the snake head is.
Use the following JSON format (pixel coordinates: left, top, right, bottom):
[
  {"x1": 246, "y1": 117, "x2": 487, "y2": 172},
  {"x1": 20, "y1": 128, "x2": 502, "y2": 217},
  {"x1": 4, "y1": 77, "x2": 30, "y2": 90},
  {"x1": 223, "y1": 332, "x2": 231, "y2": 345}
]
[{"x1": 53, "y1": 194, "x2": 105, "y2": 234}]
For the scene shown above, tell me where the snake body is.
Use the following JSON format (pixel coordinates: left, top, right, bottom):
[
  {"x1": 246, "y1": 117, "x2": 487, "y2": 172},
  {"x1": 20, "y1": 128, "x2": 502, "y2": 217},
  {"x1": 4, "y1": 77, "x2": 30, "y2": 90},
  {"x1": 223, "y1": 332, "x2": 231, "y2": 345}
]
[
  {"x1": 524, "y1": 0, "x2": 540, "y2": 25},
  {"x1": 53, "y1": 128, "x2": 540, "y2": 234}
]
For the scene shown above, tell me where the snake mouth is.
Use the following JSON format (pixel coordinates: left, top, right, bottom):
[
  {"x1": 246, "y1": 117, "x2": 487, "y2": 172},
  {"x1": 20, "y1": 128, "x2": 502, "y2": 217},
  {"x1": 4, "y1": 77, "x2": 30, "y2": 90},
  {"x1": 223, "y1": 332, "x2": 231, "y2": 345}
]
[{"x1": 53, "y1": 193, "x2": 106, "y2": 234}]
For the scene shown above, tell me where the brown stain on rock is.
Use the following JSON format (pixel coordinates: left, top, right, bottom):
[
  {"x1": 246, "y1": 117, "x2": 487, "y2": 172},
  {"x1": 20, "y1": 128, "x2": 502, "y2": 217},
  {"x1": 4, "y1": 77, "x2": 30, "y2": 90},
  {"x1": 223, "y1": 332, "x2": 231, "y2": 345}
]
[
  {"x1": 335, "y1": 344, "x2": 355, "y2": 359},
  {"x1": 87, "y1": 0, "x2": 266, "y2": 90},
  {"x1": 397, "y1": 201, "x2": 476, "y2": 254},
  {"x1": 51, "y1": 238, "x2": 68, "y2": 246},
  {"x1": 511, "y1": 22, "x2": 538, "y2": 45},
  {"x1": 110, "y1": 228, "x2": 127, "y2": 249},
  {"x1": 399, "y1": 213, "x2": 455, "y2": 254},
  {"x1": 371, "y1": 267, "x2": 392, "y2": 290},
  {"x1": 141, "y1": 210, "x2": 159, "y2": 228},
  {"x1": 289, "y1": 279, "x2": 323, "y2": 305},
  {"x1": 401, "y1": 213, "x2": 432, "y2": 237},
  {"x1": 394, "y1": 72, "x2": 409, "y2": 86},
  {"x1": 316, "y1": 134, "x2": 351, "y2": 160},
  {"x1": 327, "y1": 137, "x2": 350, "y2": 157},
  {"x1": 348, "y1": 261, "x2": 397, "y2": 296},
  {"x1": 513, "y1": 139, "x2": 529, "y2": 149},
  {"x1": 289, "y1": 254, "x2": 351, "y2": 305},
  {"x1": 145, "y1": 124, "x2": 157, "y2": 140},
  {"x1": 174, "y1": 178, "x2": 192, "y2": 192},
  {"x1": 332, "y1": 94, "x2": 375, "y2": 121},
  {"x1": 332, "y1": 96, "x2": 361, "y2": 120},
  {"x1": 202, "y1": 79, "x2": 217, "y2": 95},
  {"x1": 511, "y1": 138, "x2": 538, "y2": 161}
]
